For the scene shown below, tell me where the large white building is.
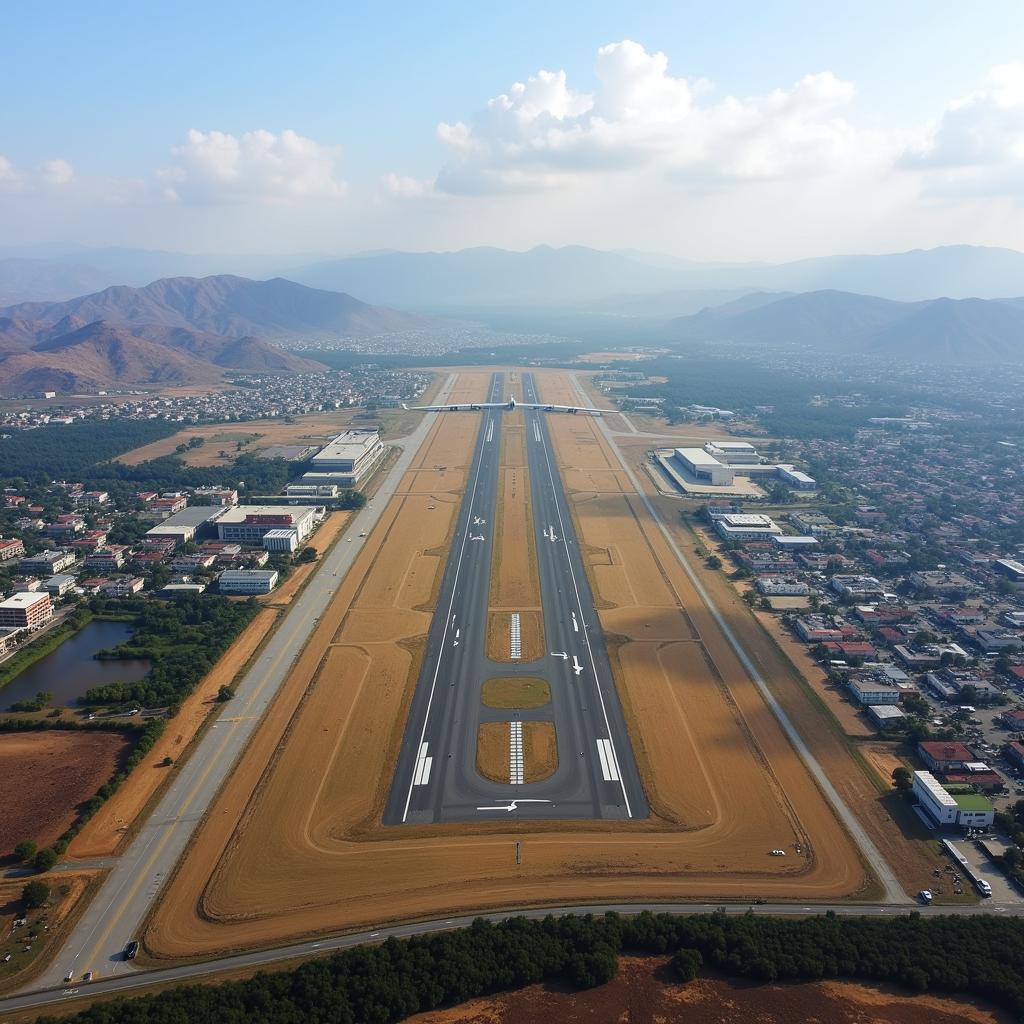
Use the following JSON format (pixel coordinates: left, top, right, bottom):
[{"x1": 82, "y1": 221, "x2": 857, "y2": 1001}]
[
  {"x1": 306, "y1": 429, "x2": 384, "y2": 487},
  {"x1": 673, "y1": 448, "x2": 735, "y2": 486},
  {"x1": 0, "y1": 591, "x2": 53, "y2": 630},
  {"x1": 714, "y1": 513, "x2": 782, "y2": 541},
  {"x1": 704, "y1": 441, "x2": 759, "y2": 465},
  {"x1": 912, "y1": 770, "x2": 995, "y2": 828},
  {"x1": 216, "y1": 506, "x2": 316, "y2": 545}
]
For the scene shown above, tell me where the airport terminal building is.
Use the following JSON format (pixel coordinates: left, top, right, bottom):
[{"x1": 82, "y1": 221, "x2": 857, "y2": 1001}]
[{"x1": 302, "y1": 429, "x2": 385, "y2": 488}]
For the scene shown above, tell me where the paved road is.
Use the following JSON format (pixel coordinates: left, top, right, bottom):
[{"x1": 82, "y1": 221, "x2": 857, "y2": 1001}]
[
  {"x1": 5, "y1": 898, "x2": 1021, "y2": 1018},
  {"x1": 31, "y1": 374, "x2": 461, "y2": 992},
  {"x1": 567, "y1": 374, "x2": 908, "y2": 905},
  {"x1": 385, "y1": 372, "x2": 646, "y2": 824}
]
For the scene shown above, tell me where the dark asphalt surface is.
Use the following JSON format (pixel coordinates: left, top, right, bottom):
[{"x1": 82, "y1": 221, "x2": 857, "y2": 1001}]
[{"x1": 384, "y1": 372, "x2": 646, "y2": 824}]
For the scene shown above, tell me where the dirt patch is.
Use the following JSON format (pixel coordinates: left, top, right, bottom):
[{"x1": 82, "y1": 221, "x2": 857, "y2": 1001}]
[
  {"x1": 477, "y1": 722, "x2": 510, "y2": 784},
  {"x1": 523, "y1": 721, "x2": 557, "y2": 783},
  {"x1": 261, "y1": 512, "x2": 351, "y2": 609},
  {"x1": 0, "y1": 731, "x2": 131, "y2": 856},
  {"x1": 861, "y1": 742, "x2": 909, "y2": 789},
  {"x1": 486, "y1": 610, "x2": 544, "y2": 663},
  {"x1": 407, "y1": 955, "x2": 1010, "y2": 1024},
  {"x1": 68, "y1": 606, "x2": 280, "y2": 860},
  {"x1": 481, "y1": 677, "x2": 551, "y2": 710}
]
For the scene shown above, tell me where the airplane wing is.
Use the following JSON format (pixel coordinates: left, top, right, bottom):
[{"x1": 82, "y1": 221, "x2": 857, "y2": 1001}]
[
  {"x1": 517, "y1": 403, "x2": 603, "y2": 416},
  {"x1": 402, "y1": 402, "x2": 509, "y2": 412}
]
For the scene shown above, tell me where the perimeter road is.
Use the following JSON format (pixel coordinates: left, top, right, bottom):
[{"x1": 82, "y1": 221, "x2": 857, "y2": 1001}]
[
  {"x1": 30, "y1": 374, "x2": 462, "y2": 991},
  {"x1": 566, "y1": 373, "x2": 907, "y2": 905},
  {"x1": 3, "y1": 898, "x2": 1019, "y2": 1018}
]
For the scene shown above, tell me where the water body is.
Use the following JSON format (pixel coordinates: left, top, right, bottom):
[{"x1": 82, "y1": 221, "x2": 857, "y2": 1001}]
[{"x1": 1, "y1": 620, "x2": 151, "y2": 710}]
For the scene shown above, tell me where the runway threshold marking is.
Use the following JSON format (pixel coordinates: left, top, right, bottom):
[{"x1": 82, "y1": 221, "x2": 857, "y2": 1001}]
[
  {"x1": 596, "y1": 739, "x2": 620, "y2": 782},
  {"x1": 510, "y1": 613, "x2": 521, "y2": 659},
  {"x1": 476, "y1": 799, "x2": 551, "y2": 812},
  {"x1": 509, "y1": 722, "x2": 524, "y2": 785},
  {"x1": 413, "y1": 743, "x2": 433, "y2": 786}
]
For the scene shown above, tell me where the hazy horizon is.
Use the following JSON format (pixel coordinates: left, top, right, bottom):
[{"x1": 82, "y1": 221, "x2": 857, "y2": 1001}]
[{"x1": 6, "y1": 1, "x2": 1024, "y2": 262}]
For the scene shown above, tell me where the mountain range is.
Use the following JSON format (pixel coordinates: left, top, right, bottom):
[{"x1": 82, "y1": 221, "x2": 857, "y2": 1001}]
[
  {"x1": 8, "y1": 243, "x2": 1024, "y2": 308},
  {"x1": 671, "y1": 290, "x2": 1024, "y2": 363},
  {"x1": 0, "y1": 275, "x2": 433, "y2": 394}
]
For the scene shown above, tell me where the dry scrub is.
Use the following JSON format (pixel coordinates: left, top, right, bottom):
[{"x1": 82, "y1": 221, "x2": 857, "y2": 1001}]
[
  {"x1": 522, "y1": 722, "x2": 557, "y2": 783},
  {"x1": 476, "y1": 723, "x2": 510, "y2": 784}
]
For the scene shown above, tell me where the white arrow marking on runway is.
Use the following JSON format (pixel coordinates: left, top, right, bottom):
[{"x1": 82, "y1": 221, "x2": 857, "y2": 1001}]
[
  {"x1": 473, "y1": 516, "x2": 486, "y2": 525},
  {"x1": 548, "y1": 526, "x2": 558, "y2": 542},
  {"x1": 551, "y1": 651, "x2": 568, "y2": 659},
  {"x1": 572, "y1": 655, "x2": 583, "y2": 676},
  {"x1": 470, "y1": 534, "x2": 485, "y2": 541},
  {"x1": 476, "y1": 799, "x2": 552, "y2": 812},
  {"x1": 572, "y1": 612, "x2": 579, "y2": 632},
  {"x1": 542, "y1": 527, "x2": 549, "y2": 539}
]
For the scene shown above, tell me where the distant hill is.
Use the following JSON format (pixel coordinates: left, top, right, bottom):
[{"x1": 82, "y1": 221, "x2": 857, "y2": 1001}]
[
  {"x1": 284, "y1": 245, "x2": 686, "y2": 308},
  {"x1": 286, "y1": 243, "x2": 1024, "y2": 309},
  {"x1": 0, "y1": 258, "x2": 116, "y2": 305},
  {"x1": 0, "y1": 274, "x2": 431, "y2": 342},
  {"x1": 671, "y1": 289, "x2": 1024, "y2": 363},
  {"x1": 0, "y1": 317, "x2": 325, "y2": 395}
]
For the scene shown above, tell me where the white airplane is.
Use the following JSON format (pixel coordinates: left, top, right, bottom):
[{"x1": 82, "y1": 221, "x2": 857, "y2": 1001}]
[{"x1": 403, "y1": 396, "x2": 603, "y2": 416}]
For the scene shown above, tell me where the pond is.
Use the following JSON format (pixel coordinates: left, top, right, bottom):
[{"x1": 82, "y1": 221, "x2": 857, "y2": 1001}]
[{"x1": 1, "y1": 620, "x2": 151, "y2": 710}]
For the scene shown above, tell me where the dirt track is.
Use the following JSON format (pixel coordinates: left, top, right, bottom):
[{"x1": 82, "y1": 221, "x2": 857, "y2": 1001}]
[{"x1": 143, "y1": 370, "x2": 869, "y2": 963}]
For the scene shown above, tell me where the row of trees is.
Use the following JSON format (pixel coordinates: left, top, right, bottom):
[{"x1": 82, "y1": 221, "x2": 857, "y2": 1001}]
[
  {"x1": 84, "y1": 596, "x2": 260, "y2": 706},
  {"x1": 42, "y1": 911, "x2": 1024, "y2": 1023}
]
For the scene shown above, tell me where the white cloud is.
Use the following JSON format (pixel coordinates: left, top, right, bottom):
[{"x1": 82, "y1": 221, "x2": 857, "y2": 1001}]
[
  {"x1": 159, "y1": 128, "x2": 348, "y2": 204},
  {"x1": 41, "y1": 158, "x2": 74, "y2": 186},
  {"x1": 382, "y1": 172, "x2": 435, "y2": 199},
  {"x1": 901, "y1": 63, "x2": 1024, "y2": 196},
  {"x1": 430, "y1": 40, "x2": 876, "y2": 195}
]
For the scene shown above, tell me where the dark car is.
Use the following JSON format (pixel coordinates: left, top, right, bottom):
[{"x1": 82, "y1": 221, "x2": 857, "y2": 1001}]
[{"x1": 124, "y1": 940, "x2": 139, "y2": 961}]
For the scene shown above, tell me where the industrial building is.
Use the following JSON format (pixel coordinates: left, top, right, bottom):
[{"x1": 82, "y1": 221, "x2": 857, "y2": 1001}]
[
  {"x1": 912, "y1": 770, "x2": 996, "y2": 828},
  {"x1": 215, "y1": 506, "x2": 316, "y2": 545},
  {"x1": 756, "y1": 577, "x2": 810, "y2": 596},
  {"x1": 306, "y1": 429, "x2": 384, "y2": 487},
  {"x1": 672, "y1": 448, "x2": 736, "y2": 486},
  {"x1": 846, "y1": 677, "x2": 901, "y2": 706},
  {"x1": 144, "y1": 506, "x2": 226, "y2": 547},
  {"x1": 0, "y1": 590, "x2": 53, "y2": 630},
  {"x1": 664, "y1": 442, "x2": 816, "y2": 492},
  {"x1": 285, "y1": 483, "x2": 339, "y2": 498},
  {"x1": 218, "y1": 569, "x2": 280, "y2": 595}
]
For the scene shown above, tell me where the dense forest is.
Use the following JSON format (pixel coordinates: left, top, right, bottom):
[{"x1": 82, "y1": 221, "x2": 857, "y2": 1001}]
[
  {"x1": 43, "y1": 910, "x2": 1024, "y2": 1023},
  {"x1": 0, "y1": 420, "x2": 180, "y2": 481},
  {"x1": 84, "y1": 595, "x2": 260, "y2": 706}
]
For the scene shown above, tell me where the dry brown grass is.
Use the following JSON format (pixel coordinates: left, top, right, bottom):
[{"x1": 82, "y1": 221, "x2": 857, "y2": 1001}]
[
  {"x1": 523, "y1": 722, "x2": 557, "y2": 783},
  {"x1": 481, "y1": 678, "x2": 551, "y2": 710},
  {"x1": 141, "y1": 369, "x2": 870, "y2": 966},
  {"x1": 486, "y1": 610, "x2": 544, "y2": 663},
  {"x1": 476, "y1": 723, "x2": 509, "y2": 784}
]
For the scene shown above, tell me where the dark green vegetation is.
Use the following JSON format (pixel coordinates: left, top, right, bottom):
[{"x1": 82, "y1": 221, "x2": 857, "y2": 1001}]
[
  {"x1": 0, "y1": 420, "x2": 179, "y2": 481},
  {"x1": 85, "y1": 596, "x2": 259, "y2": 706},
  {"x1": 20, "y1": 880, "x2": 49, "y2": 910},
  {"x1": 40, "y1": 911, "x2": 1024, "y2": 1023}
]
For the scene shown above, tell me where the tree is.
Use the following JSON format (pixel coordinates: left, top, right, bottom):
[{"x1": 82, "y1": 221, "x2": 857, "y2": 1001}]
[
  {"x1": 33, "y1": 847, "x2": 58, "y2": 872},
  {"x1": 892, "y1": 766, "x2": 912, "y2": 791},
  {"x1": 21, "y1": 880, "x2": 49, "y2": 910},
  {"x1": 217, "y1": 685, "x2": 234, "y2": 702},
  {"x1": 13, "y1": 839, "x2": 37, "y2": 863},
  {"x1": 298, "y1": 546, "x2": 318, "y2": 563},
  {"x1": 672, "y1": 947, "x2": 703, "y2": 982},
  {"x1": 705, "y1": 555, "x2": 722, "y2": 570}
]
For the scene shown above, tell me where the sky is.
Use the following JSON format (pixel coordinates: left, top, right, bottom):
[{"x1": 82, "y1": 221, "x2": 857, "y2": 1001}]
[{"x1": 4, "y1": 0, "x2": 1024, "y2": 261}]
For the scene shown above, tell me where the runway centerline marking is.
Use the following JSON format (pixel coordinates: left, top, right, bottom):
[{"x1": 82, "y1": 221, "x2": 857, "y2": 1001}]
[{"x1": 400, "y1": 402, "x2": 497, "y2": 823}]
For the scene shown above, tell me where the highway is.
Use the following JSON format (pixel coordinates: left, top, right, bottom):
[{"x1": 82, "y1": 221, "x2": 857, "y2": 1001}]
[
  {"x1": 384, "y1": 372, "x2": 646, "y2": 824},
  {"x1": 30, "y1": 374, "x2": 462, "y2": 992},
  {"x1": 5, "y1": 898, "x2": 1022, "y2": 1018}
]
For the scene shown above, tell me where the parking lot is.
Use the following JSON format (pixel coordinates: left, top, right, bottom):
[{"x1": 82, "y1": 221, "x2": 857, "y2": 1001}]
[{"x1": 945, "y1": 838, "x2": 1024, "y2": 903}]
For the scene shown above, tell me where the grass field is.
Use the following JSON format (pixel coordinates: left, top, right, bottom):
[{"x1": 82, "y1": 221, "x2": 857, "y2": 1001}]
[{"x1": 481, "y1": 677, "x2": 551, "y2": 709}]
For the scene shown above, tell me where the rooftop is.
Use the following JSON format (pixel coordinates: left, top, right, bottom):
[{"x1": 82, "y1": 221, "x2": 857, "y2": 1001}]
[
  {"x1": 0, "y1": 591, "x2": 50, "y2": 609},
  {"x1": 953, "y1": 792, "x2": 993, "y2": 812},
  {"x1": 311, "y1": 429, "x2": 381, "y2": 462}
]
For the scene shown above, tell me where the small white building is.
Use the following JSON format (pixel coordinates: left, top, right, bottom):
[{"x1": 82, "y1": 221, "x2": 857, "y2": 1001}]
[
  {"x1": 218, "y1": 569, "x2": 279, "y2": 595},
  {"x1": 847, "y1": 677, "x2": 902, "y2": 706},
  {"x1": 263, "y1": 528, "x2": 299, "y2": 554},
  {"x1": 756, "y1": 577, "x2": 810, "y2": 596}
]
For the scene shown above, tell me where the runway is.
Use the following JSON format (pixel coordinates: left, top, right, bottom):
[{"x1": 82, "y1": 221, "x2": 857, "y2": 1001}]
[{"x1": 384, "y1": 372, "x2": 647, "y2": 824}]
